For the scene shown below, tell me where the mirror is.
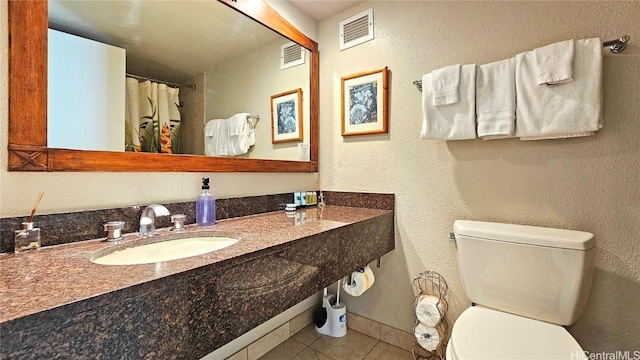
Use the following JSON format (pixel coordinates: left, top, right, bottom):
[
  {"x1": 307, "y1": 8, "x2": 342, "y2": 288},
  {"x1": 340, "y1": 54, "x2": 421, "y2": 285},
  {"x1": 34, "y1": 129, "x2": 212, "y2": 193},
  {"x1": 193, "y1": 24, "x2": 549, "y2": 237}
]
[
  {"x1": 8, "y1": 0, "x2": 319, "y2": 172},
  {"x1": 47, "y1": 0, "x2": 311, "y2": 162}
]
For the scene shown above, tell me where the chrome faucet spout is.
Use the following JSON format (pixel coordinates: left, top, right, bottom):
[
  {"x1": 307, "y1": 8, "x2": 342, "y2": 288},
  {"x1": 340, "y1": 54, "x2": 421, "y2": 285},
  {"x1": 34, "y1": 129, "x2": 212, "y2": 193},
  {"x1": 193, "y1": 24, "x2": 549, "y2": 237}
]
[{"x1": 139, "y1": 204, "x2": 170, "y2": 237}]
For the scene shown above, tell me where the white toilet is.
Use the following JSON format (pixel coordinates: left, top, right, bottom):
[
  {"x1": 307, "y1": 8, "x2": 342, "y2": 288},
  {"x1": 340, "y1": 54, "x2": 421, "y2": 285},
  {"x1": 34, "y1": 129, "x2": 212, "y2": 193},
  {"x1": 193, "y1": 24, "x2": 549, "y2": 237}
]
[{"x1": 447, "y1": 220, "x2": 596, "y2": 359}]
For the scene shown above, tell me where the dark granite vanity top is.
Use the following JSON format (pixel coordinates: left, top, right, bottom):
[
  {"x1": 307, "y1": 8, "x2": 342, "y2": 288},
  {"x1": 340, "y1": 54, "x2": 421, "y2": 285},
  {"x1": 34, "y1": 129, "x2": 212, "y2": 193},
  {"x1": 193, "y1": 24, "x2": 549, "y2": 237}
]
[{"x1": 0, "y1": 205, "x2": 390, "y2": 327}]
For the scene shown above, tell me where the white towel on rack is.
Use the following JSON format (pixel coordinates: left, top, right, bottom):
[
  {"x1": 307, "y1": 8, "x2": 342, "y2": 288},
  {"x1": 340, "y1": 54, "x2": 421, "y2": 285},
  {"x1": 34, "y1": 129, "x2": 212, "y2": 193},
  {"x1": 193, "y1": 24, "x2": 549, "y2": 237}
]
[
  {"x1": 216, "y1": 120, "x2": 230, "y2": 155},
  {"x1": 476, "y1": 58, "x2": 516, "y2": 139},
  {"x1": 204, "y1": 119, "x2": 217, "y2": 156},
  {"x1": 204, "y1": 119, "x2": 229, "y2": 156},
  {"x1": 515, "y1": 38, "x2": 602, "y2": 140},
  {"x1": 534, "y1": 39, "x2": 575, "y2": 85},
  {"x1": 227, "y1": 112, "x2": 251, "y2": 156},
  {"x1": 246, "y1": 116, "x2": 258, "y2": 147},
  {"x1": 204, "y1": 119, "x2": 217, "y2": 137},
  {"x1": 431, "y1": 64, "x2": 461, "y2": 107},
  {"x1": 421, "y1": 64, "x2": 476, "y2": 140}
]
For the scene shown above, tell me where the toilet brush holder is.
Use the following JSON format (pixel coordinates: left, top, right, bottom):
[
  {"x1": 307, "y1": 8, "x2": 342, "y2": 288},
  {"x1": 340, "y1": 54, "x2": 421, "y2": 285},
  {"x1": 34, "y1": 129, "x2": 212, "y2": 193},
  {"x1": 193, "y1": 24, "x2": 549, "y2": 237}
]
[{"x1": 315, "y1": 294, "x2": 347, "y2": 337}]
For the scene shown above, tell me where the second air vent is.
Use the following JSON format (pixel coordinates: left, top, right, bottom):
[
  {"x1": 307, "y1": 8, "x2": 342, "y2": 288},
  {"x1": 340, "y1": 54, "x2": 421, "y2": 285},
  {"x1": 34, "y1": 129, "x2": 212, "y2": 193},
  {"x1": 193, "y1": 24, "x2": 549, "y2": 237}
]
[
  {"x1": 281, "y1": 42, "x2": 305, "y2": 70},
  {"x1": 340, "y1": 8, "x2": 374, "y2": 51}
]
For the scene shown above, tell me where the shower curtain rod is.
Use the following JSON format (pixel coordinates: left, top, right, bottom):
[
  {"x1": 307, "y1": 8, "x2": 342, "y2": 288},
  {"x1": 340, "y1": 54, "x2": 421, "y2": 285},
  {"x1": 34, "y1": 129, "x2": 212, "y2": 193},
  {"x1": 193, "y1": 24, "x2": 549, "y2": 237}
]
[{"x1": 126, "y1": 73, "x2": 197, "y2": 90}]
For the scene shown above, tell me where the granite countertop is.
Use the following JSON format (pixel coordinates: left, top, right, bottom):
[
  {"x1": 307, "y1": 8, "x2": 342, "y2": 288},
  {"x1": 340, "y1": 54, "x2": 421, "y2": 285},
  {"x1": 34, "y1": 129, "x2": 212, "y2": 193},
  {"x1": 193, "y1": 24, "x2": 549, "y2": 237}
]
[{"x1": 0, "y1": 205, "x2": 391, "y2": 326}]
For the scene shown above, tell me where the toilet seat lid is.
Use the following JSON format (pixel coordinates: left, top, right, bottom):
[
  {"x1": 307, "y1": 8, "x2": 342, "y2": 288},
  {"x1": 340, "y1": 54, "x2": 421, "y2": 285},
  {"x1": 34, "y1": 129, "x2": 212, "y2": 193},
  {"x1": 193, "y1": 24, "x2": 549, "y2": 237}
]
[{"x1": 449, "y1": 306, "x2": 583, "y2": 360}]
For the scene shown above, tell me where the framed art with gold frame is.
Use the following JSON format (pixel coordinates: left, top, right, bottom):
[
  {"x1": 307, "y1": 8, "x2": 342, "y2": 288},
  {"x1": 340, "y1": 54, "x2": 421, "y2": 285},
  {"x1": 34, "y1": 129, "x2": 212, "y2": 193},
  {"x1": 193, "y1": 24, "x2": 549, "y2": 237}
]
[
  {"x1": 341, "y1": 67, "x2": 388, "y2": 136},
  {"x1": 271, "y1": 88, "x2": 303, "y2": 143}
]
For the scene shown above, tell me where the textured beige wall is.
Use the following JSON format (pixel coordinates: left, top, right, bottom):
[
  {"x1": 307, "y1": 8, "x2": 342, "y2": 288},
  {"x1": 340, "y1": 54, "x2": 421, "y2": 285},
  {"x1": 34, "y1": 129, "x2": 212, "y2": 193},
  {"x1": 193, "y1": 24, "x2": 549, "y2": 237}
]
[
  {"x1": 0, "y1": 1, "x2": 316, "y2": 217},
  {"x1": 318, "y1": 1, "x2": 640, "y2": 351}
]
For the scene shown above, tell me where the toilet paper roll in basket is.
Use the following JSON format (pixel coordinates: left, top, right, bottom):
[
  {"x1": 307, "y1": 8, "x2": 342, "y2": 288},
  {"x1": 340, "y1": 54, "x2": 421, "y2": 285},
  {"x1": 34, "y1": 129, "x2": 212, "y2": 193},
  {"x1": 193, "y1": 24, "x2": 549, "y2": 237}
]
[
  {"x1": 342, "y1": 266, "x2": 375, "y2": 297},
  {"x1": 415, "y1": 295, "x2": 447, "y2": 326},
  {"x1": 414, "y1": 322, "x2": 441, "y2": 351}
]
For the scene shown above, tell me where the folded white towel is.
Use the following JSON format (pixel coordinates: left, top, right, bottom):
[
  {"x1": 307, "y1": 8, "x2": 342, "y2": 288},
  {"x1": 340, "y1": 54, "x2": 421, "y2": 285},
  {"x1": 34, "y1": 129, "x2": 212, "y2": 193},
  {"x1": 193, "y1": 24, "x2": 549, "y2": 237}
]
[
  {"x1": 431, "y1": 64, "x2": 461, "y2": 106},
  {"x1": 476, "y1": 58, "x2": 516, "y2": 139},
  {"x1": 515, "y1": 38, "x2": 602, "y2": 140},
  {"x1": 227, "y1": 113, "x2": 247, "y2": 136},
  {"x1": 204, "y1": 119, "x2": 218, "y2": 156},
  {"x1": 534, "y1": 39, "x2": 574, "y2": 85},
  {"x1": 421, "y1": 64, "x2": 476, "y2": 140},
  {"x1": 216, "y1": 120, "x2": 229, "y2": 155},
  {"x1": 227, "y1": 113, "x2": 250, "y2": 156},
  {"x1": 204, "y1": 119, "x2": 229, "y2": 156},
  {"x1": 204, "y1": 119, "x2": 217, "y2": 137},
  {"x1": 204, "y1": 120, "x2": 216, "y2": 156}
]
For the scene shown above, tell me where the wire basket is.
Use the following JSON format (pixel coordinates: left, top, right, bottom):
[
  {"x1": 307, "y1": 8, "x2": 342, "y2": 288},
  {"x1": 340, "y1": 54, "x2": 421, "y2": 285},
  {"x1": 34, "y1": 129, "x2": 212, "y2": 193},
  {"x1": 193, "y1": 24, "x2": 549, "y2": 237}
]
[{"x1": 411, "y1": 270, "x2": 449, "y2": 360}]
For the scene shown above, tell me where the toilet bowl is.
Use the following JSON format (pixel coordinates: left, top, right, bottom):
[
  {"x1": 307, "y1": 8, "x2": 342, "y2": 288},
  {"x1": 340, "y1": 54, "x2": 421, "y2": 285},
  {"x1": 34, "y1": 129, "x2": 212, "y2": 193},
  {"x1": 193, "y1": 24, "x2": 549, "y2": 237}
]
[
  {"x1": 446, "y1": 306, "x2": 583, "y2": 360},
  {"x1": 448, "y1": 220, "x2": 595, "y2": 359}
]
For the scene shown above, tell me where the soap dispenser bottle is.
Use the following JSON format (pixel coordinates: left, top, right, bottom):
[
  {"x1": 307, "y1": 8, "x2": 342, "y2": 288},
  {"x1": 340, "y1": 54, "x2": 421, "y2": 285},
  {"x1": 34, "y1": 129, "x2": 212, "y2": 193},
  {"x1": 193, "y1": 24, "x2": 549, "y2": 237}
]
[{"x1": 196, "y1": 177, "x2": 216, "y2": 226}]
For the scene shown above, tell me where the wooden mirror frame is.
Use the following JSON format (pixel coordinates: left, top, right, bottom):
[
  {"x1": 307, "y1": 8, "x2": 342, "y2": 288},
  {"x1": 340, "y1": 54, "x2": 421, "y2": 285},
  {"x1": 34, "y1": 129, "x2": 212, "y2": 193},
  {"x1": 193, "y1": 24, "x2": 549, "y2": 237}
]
[{"x1": 7, "y1": 0, "x2": 319, "y2": 172}]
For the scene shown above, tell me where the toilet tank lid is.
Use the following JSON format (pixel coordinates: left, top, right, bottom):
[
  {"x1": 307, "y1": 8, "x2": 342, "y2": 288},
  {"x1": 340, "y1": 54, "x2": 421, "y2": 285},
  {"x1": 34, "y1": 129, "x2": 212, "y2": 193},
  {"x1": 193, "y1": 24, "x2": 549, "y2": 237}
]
[{"x1": 453, "y1": 220, "x2": 595, "y2": 250}]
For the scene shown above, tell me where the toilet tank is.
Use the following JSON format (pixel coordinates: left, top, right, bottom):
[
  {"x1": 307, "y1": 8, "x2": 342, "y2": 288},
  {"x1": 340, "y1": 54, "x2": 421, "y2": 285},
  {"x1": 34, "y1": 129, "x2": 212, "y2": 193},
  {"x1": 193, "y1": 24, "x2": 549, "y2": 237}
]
[{"x1": 453, "y1": 220, "x2": 596, "y2": 326}]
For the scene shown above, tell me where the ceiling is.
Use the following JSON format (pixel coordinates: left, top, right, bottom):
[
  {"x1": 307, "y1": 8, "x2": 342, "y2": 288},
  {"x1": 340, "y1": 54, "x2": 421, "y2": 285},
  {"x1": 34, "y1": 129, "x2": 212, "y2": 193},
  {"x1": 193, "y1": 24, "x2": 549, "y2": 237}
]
[{"x1": 288, "y1": 0, "x2": 365, "y2": 21}]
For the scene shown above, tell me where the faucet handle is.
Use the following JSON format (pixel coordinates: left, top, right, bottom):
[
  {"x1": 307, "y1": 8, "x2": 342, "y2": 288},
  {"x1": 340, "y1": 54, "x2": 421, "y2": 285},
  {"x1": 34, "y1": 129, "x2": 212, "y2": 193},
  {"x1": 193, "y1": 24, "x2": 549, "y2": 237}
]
[
  {"x1": 171, "y1": 214, "x2": 186, "y2": 232},
  {"x1": 104, "y1": 221, "x2": 125, "y2": 241}
]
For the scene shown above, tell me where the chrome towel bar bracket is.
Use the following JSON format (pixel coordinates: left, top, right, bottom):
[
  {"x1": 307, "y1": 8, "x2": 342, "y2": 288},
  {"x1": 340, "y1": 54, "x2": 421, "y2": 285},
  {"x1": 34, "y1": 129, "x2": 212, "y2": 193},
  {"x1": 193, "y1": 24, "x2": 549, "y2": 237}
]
[{"x1": 603, "y1": 35, "x2": 630, "y2": 53}]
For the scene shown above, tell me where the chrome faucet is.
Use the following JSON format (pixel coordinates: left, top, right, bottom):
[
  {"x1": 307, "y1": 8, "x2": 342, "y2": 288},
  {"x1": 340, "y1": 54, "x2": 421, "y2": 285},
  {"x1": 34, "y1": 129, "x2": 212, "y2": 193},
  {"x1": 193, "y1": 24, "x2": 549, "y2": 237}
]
[{"x1": 139, "y1": 204, "x2": 170, "y2": 237}]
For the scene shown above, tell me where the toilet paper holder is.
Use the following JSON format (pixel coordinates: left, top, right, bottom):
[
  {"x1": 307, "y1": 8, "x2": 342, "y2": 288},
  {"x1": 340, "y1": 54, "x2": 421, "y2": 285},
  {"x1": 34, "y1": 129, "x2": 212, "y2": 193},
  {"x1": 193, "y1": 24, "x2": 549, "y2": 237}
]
[
  {"x1": 348, "y1": 259, "x2": 381, "y2": 285},
  {"x1": 411, "y1": 270, "x2": 449, "y2": 360},
  {"x1": 347, "y1": 267, "x2": 365, "y2": 285}
]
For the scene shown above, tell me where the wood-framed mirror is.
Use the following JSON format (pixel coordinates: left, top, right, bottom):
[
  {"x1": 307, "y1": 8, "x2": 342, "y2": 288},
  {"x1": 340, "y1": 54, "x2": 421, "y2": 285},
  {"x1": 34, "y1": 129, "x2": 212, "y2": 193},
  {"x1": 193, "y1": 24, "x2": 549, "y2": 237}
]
[{"x1": 7, "y1": 0, "x2": 319, "y2": 172}]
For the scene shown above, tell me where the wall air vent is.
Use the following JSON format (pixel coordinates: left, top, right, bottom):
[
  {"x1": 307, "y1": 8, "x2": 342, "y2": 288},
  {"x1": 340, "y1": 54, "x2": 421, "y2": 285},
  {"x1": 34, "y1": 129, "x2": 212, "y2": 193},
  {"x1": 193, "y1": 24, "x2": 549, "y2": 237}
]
[
  {"x1": 339, "y1": 8, "x2": 374, "y2": 51},
  {"x1": 281, "y1": 42, "x2": 305, "y2": 70}
]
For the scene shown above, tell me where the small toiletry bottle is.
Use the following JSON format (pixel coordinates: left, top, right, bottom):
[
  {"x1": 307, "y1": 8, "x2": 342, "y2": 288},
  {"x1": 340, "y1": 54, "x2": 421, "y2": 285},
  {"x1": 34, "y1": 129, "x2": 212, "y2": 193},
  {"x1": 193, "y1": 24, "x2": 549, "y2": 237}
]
[
  {"x1": 300, "y1": 191, "x2": 307, "y2": 208},
  {"x1": 14, "y1": 222, "x2": 41, "y2": 253},
  {"x1": 196, "y1": 177, "x2": 216, "y2": 226}
]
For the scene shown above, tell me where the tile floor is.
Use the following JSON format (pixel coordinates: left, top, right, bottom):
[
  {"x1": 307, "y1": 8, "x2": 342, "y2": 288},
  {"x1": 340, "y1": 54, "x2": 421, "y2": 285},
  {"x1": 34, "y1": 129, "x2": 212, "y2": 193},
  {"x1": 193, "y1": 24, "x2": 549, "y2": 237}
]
[{"x1": 258, "y1": 324, "x2": 414, "y2": 360}]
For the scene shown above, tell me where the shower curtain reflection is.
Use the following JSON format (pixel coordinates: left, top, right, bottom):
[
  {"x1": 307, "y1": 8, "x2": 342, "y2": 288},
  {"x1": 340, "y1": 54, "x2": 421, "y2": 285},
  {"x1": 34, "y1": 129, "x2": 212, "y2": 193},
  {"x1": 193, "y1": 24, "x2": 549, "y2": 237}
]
[{"x1": 125, "y1": 78, "x2": 183, "y2": 154}]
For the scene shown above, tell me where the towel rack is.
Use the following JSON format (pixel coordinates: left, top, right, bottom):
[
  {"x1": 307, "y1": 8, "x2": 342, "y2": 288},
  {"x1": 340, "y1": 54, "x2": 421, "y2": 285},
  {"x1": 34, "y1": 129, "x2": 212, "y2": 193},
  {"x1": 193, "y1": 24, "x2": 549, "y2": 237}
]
[
  {"x1": 412, "y1": 35, "x2": 630, "y2": 92},
  {"x1": 246, "y1": 114, "x2": 260, "y2": 127},
  {"x1": 604, "y1": 35, "x2": 630, "y2": 53}
]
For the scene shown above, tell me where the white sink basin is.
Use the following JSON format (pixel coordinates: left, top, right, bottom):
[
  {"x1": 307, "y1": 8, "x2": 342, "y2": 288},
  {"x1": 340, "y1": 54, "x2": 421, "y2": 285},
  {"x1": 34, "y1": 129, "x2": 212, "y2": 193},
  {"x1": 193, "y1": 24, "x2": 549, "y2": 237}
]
[{"x1": 92, "y1": 236, "x2": 238, "y2": 265}]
